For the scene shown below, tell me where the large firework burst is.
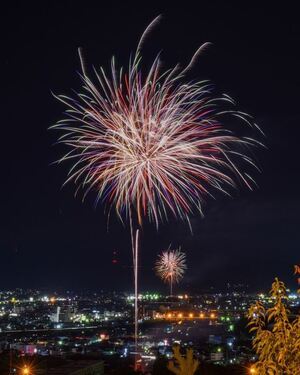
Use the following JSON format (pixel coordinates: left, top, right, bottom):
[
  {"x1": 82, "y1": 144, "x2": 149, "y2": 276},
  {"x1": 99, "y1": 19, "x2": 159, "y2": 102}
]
[
  {"x1": 52, "y1": 20, "x2": 260, "y2": 228},
  {"x1": 155, "y1": 249, "x2": 187, "y2": 295}
]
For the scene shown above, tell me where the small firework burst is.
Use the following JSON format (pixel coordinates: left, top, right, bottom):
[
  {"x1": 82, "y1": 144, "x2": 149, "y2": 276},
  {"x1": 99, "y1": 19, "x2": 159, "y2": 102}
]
[{"x1": 155, "y1": 249, "x2": 187, "y2": 295}]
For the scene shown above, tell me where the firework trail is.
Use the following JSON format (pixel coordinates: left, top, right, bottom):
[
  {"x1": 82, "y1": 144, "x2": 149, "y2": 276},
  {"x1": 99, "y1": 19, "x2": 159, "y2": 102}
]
[
  {"x1": 155, "y1": 249, "x2": 187, "y2": 295},
  {"x1": 50, "y1": 15, "x2": 262, "y2": 362}
]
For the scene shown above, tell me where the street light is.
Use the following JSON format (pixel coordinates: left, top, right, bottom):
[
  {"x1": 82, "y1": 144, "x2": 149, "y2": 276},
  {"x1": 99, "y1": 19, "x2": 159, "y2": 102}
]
[
  {"x1": 22, "y1": 366, "x2": 30, "y2": 375},
  {"x1": 249, "y1": 366, "x2": 256, "y2": 374}
]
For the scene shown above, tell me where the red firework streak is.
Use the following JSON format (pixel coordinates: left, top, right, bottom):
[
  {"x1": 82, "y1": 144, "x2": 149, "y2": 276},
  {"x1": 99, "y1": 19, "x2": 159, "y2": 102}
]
[{"x1": 112, "y1": 250, "x2": 118, "y2": 265}]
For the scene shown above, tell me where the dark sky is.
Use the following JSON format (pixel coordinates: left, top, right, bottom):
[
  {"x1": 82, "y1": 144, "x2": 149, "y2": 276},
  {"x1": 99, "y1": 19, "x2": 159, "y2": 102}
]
[{"x1": 1, "y1": 2, "x2": 299, "y2": 292}]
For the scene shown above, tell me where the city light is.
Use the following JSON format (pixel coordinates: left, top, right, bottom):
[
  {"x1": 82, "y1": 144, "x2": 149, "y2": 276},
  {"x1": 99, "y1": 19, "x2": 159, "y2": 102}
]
[{"x1": 1, "y1": 286, "x2": 297, "y2": 371}]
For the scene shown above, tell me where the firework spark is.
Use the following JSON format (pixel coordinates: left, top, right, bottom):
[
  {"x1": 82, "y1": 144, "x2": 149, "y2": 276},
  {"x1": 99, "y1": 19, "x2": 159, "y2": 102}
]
[
  {"x1": 155, "y1": 249, "x2": 187, "y2": 295},
  {"x1": 51, "y1": 30, "x2": 261, "y2": 227}
]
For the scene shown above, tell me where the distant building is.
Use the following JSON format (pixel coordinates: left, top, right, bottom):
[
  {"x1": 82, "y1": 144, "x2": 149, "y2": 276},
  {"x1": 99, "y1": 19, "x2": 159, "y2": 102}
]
[
  {"x1": 49, "y1": 305, "x2": 75, "y2": 323},
  {"x1": 210, "y1": 351, "x2": 224, "y2": 362},
  {"x1": 11, "y1": 343, "x2": 37, "y2": 356},
  {"x1": 49, "y1": 306, "x2": 61, "y2": 323},
  {"x1": 208, "y1": 335, "x2": 222, "y2": 344}
]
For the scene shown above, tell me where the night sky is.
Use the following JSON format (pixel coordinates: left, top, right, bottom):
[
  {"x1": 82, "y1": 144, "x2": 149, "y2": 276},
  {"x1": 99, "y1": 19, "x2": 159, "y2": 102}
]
[{"x1": 2, "y1": 2, "x2": 299, "y2": 292}]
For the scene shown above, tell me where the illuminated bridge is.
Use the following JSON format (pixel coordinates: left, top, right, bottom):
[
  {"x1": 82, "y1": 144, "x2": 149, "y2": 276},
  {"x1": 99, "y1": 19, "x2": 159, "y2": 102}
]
[{"x1": 152, "y1": 311, "x2": 218, "y2": 320}]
